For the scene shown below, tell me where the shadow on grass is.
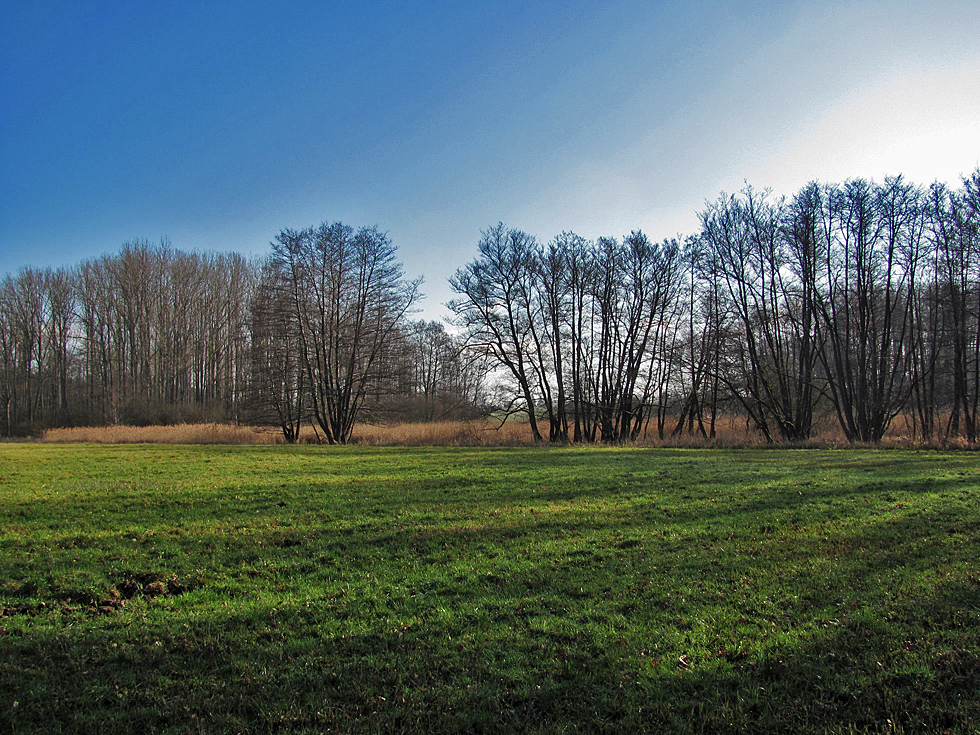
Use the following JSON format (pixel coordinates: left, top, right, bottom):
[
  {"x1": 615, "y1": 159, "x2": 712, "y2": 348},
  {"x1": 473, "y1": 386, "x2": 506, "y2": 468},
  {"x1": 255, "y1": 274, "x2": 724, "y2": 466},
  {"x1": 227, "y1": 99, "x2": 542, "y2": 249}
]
[
  {"x1": 3, "y1": 502, "x2": 979, "y2": 734},
  {"x1": 2, "y1": 573, "x2": 977, "y2": 734}
]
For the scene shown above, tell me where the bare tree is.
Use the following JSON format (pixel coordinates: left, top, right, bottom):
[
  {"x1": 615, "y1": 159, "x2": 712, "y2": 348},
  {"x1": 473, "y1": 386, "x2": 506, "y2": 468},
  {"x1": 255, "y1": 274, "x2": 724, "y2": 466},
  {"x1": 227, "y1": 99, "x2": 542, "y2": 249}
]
[
  {"x1": 589, "y1": 232, "x2": 680, "y2": 441},
  {"x1": 249, "y1": 258, "x2": 307, "y2": 442},
  {"x1": 698, "y1": 186, "x2": 819, "y2": 441},
  {"x1": 0, "y1": 269, "x2": 46, "y2": 432},
  {"x1": 0, "y1": 276, "x2": 22, "y2": 435},
  {"x1": 272, "y1": 222, "x2": 421, "y2": 444},
  {"x1": 44, "y1": 268, "x2": 75, "y2": 426},
  {"x1": 387, "y1": 320, "x2": 490, "y2": 421},
  {"x1": 672, "y1": 238, "x2": 726, "y2": 439},
  {"x1": 449, "y1": 223, "x2": 547, "y2": 442},
  {"x1": 921, "y1": 173, "x2": 980, "y2": 440},
  {"x1": 813, "y1": 177, "x2": 924, "y2": 442}
]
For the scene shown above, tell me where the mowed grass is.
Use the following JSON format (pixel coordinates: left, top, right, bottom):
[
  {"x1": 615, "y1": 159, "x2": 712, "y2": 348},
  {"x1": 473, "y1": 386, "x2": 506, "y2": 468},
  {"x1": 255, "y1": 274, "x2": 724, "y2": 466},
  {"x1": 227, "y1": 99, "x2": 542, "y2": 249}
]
[{"x1": 0, "y1": 445, "x2": 978, "y2": 734}]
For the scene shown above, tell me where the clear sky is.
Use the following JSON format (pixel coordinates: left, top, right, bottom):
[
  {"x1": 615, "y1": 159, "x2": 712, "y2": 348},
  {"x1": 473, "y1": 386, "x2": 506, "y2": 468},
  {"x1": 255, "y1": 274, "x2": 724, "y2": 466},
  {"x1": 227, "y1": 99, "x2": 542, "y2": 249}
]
[{"x1": 3, "y1": 0, "x2": 979, "y2": 321}]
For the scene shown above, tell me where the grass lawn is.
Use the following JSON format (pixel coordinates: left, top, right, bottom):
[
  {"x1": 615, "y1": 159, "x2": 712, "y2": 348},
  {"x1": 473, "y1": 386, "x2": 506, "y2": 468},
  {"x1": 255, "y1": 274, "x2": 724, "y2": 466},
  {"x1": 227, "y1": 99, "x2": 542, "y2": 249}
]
[{"x1": 0, "y1": 444, "x2": 978, "y2": 733}]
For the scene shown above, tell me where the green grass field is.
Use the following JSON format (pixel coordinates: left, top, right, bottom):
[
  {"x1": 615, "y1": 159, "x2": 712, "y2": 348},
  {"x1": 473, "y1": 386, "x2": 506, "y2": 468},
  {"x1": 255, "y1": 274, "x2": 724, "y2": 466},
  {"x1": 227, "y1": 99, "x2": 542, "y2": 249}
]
[{"x1": 1, "y1": 444, "x2": 978, "y2": 734}]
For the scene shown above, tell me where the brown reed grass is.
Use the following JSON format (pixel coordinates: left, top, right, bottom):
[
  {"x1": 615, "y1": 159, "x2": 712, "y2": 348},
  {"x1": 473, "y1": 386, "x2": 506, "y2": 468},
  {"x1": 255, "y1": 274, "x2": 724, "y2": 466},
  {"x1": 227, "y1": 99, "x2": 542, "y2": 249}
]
[
  {"x1": 36, "y1": 416, "x2": 974, "y2": 448},
  {"x1": 38, "y1": 421, "x2": 535, "y2": 446},
  {"x1": 40, "y1": 423, "x2": 279, "y2": 445},
  {"x1": 350, "y1": 420, "x2": 536, "y2": 446}
]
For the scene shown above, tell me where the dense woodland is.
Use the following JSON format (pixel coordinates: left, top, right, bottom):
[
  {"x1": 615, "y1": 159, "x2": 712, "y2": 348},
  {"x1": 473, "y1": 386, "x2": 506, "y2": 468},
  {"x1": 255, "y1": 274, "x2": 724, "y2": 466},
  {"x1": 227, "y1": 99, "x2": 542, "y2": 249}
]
[{"x1": 2, "y1": 170, "x2": 979, "y2": 443}]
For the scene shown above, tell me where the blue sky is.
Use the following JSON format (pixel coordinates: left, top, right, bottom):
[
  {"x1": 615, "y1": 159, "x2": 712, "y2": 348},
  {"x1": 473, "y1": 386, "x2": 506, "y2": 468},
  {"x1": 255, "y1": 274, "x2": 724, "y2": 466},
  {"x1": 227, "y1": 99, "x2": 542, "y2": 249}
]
[{"x1": 2, "y1": 1, "x2": 979, "y2": 320}]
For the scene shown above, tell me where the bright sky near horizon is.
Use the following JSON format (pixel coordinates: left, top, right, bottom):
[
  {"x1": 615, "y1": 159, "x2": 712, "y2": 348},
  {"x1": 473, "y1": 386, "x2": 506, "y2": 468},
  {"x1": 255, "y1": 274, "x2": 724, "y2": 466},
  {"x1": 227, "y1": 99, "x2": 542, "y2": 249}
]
[{"x1": 2, "y1": 1, "x2": 979, "y2": 321}]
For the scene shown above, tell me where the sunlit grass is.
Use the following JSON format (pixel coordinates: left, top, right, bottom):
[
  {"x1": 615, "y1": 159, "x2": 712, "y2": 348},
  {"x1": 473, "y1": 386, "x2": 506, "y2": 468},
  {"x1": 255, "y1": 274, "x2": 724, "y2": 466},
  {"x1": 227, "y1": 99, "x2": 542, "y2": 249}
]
[{"x1": 1, "y1": 444, "x2": 978, "y2": 733}]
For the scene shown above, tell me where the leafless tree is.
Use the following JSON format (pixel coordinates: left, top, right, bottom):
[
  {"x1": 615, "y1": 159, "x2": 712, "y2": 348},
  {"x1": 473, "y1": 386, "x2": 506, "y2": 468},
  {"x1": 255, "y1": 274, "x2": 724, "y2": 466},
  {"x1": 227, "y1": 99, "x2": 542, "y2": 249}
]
[
  {"x1": 813, "y1": 177, "x2": 925, "y2": 442},
  {"x1": 449, "y1": 223, "x2": 547, "y2": 442},
  {"x1": 386, "y1": 319, "x2": 490, "y2": 421},
  {"x1": 673, "y1": 238, "x2": 728, "y2": 439},
  {"x1": 589, "y1": 232, "x2": 681, "y2": 441},
  {"x1": 698, "y1": 186, "x2": 819, "y2": 441},
  {"x1": 272, "y1": 222, "x2": 421, "y2": 444},
  {"x1": 249, "y1": 258, "x2": 307, "y2": 442},
  {"x1": 919, "y1": 173, "x2": 980, "y2": 440}
]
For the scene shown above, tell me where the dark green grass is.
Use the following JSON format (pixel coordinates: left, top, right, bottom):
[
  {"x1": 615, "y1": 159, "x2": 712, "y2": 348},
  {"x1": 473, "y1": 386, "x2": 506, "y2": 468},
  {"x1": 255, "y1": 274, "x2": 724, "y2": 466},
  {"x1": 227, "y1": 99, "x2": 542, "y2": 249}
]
[{"x1": 1, "y1": 444, "x2": 978, "y2": 733}]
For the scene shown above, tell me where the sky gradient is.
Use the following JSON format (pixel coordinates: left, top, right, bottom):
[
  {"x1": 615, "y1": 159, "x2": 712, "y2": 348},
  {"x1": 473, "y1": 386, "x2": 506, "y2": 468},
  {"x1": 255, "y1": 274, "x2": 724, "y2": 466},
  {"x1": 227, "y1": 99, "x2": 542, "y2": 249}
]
[{"x1": 3, "y1": 0, "x2": 979, "y2": 320}]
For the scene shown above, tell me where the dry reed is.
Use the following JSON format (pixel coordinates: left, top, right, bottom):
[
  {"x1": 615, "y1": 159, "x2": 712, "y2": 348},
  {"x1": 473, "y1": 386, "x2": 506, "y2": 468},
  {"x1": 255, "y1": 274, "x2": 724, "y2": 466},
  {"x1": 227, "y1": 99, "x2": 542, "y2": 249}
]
[
  {"x1": 350, "y1": 420, "x2": 536, "y2": 446},
  {"x1": 40, "y1": 423, "x2": 278, "y2": 445},
  {"x1": 38, "y1": 421, "x2": 534, "y2": 446},
  {"x1": 35, "y1": 417, "x2": 976, "y2": 449}
]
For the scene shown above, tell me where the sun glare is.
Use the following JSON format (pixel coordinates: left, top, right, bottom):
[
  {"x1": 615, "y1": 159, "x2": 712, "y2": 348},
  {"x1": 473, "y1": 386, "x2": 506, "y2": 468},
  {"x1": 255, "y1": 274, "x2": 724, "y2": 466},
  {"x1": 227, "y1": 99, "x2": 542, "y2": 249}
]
[{"x1": 768, "y1": 58, "x2": 980, "y2": 189}]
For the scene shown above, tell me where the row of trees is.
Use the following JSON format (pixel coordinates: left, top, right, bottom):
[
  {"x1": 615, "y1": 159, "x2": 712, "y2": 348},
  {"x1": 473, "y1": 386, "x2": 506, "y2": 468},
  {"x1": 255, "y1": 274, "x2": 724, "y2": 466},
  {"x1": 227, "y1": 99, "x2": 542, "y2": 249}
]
[
  {"x1": 0, "y1": 242, "x2": 254, "y2": 431},
  {"x1": 3, "y1": 169, "x2": 979, "y2": 443},
  {"x1": 450, "y1": 225, "x2": 681, "y2": 442},
  {"x1": 0, "y1": 235, "x2": 486, "y2": 440},
  {"x1": 698, "y1": 173, "x2": 980, "y2": 443},
  {"x1": 449, "y1": 171, "x2": 980, "y2": 444}
]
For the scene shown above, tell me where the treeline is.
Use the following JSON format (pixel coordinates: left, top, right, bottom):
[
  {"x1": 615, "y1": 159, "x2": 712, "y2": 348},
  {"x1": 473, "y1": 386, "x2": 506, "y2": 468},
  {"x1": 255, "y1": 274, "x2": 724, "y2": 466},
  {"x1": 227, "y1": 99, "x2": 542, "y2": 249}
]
[
  {"x1": 450, "y1": 171, "x2": 980, "y2": 444},
  {"x1": 3, "y1": 170, "x2": 979, "y2": 444},
  {"x1": 0, "y1": 237, "x2": 486, "y2": 440},
  {"x1": 0, "y1": 243, "x2": 253, "y2": 432}
]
